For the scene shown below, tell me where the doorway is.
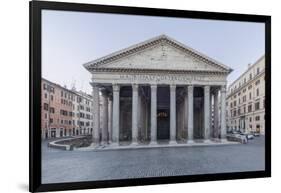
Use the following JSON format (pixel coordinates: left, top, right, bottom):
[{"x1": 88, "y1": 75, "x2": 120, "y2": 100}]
[{"x1": 157, "y1": 109, "x2": 170, "y2": 140}]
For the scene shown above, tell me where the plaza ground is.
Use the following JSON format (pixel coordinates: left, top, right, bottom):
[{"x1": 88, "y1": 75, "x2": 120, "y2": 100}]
[{"x1": 42, "y1": 136, "x2": 265, "y2": 184}]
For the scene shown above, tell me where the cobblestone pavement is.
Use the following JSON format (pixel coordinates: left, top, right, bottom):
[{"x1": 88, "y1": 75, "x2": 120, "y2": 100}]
[{"x1": 42, "y1": 136, "x2": 265, "y2": 184}]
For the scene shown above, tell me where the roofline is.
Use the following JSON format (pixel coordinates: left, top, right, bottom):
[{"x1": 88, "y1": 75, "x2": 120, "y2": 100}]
[
  {"x1": 42, "y1": 77, "x2": 92, "y2": 98},
  {"x1": 228, "y1": 54, "x2": 265, "y2": 88},
  {"x1": 83, "y1": 34, "x2": 232, "y2": 73}
]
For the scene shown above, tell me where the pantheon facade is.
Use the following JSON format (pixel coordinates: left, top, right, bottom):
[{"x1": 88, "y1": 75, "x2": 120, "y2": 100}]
[{"x1": 84, "y1": 35, "x2": 232, "y2": 146}]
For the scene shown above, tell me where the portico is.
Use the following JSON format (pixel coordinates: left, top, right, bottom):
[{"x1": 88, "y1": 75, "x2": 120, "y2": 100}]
[{"x1": 84, "y1": 35, "x2": 232, "y2": 147}]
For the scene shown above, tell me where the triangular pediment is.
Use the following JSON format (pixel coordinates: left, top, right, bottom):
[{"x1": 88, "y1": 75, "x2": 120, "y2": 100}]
[{"x1": 84, "y1": 35, "x2": 232, "y2": 73}]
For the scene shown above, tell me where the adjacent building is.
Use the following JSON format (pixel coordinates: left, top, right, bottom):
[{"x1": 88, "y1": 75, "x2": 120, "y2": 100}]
[
  {"x1": 226, "y1": 55, "x2": 265, "y2": 134},
  {"x1": 41, "y1": 78, "x2": 94, "y2": 139}
]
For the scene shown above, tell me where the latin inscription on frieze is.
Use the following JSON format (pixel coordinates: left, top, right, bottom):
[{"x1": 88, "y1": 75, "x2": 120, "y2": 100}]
[{"x1": 119, "y1": 74, "x2": 208, "y2": 83}]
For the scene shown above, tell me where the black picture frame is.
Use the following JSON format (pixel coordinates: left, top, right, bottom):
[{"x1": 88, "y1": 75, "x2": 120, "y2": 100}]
[{"x1": 29, "y1": 1, "x2": 271, "y2": 192}]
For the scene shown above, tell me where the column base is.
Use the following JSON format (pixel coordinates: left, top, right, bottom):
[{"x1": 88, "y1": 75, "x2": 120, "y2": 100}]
[
  {"x1": 169, "y1": 140, "x2": 177, "y2": 145},
  {"x1": 90, "y1": 142, "x2": 100, "y2": 148},
  {"x1": 101, "y1": 141, "x2": 108, "y2": 146},
  {"x1": 131, "y1": 141, "x2": 138, "y2": 146},
  {"x1": 204, "y1": 139, "x2": 212, "y2": 143},
  {"x1": 149, "y1": 141, "x2": 157, "y2": 145},
  {"x1": 110, "y1": 142, "x2": 119, "y2": 147},
  {"x1": 187, "y1": 139, "x2": 194, "y2": 144}
]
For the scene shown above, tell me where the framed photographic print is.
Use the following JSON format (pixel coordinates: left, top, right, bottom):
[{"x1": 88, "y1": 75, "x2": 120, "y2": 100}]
[{"x1": 29, "y1": 0, "x2": 271, "y2": 192}]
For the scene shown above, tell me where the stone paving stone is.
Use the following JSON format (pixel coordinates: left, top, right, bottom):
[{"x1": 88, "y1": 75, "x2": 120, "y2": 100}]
[{"x1": 41, "y1": 136, "x2": 265, "y2": 184}]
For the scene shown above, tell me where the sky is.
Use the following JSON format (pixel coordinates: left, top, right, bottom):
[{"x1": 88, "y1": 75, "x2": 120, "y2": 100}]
[{"x1": 42, "y1": 10, "x2": 265, "y2": 94}]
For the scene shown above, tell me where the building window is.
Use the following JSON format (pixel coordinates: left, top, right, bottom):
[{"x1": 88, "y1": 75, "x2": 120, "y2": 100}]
[
  {"x1": 50, "y1": 95, "x2": 54, "y2": 101},
  {"x1": 80, "y1": 112, "x2": 85, "y2": 118},
  {"x1": 243, "y1": 96, "x2": 246, "y2": 102},
  {"x1": 44, "y1": 93, "x2": 47, "y2": 99},
  {"x1": 256, "y1": 88, "x2": 259, "y2": 97},
  {"x1": 255, "y1": 102, "x2": 260, "y2": 110},
  {"x1": 255, "y1": 116, "x2": 260, "y2": 121},
  {"x1": 50, "y1": 118, "x2": 53, "y2": 123},
  {"x1": 43, "y1": 103, "x2": 49, "y2": 111},
  {"x1": 255, "y1": 80, "x2": 260, "y2": 85},
  {"x1": 249, "y1": 73, "x2": 252, "y2": 80},
  {"x1": 249, "y1": 92, "x2": 252, "y2": 100},
  {"x1": 248, "y1": 104, "x2": 252, "y2": 112},
  {"x1": 60, "y1": 110, "x2": 68, "y2": 116},
  {"x1": 249, "y1": 117, "x2": 252, "y2": 122},
  {"x1": 43, "y1": 83, "x2": 47, "y2": 90},
  {"x1": 50, "y1": 107, "x2": 55, "y2": 113},
  {"x1": 248, "y1": 85, "x2": 252, "y2": 90},
  {"x1": 257, "y1": 67, "x2": 260, "y2": 75}
]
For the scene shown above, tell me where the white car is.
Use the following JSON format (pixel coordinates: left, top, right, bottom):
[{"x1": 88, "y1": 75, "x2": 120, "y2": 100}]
[
  {"x1": 246, "y1": 134, "x2": 254, "y2": 140},
  {"x1": 241, "y1": 133, "x2": 254, "y2": 140}
]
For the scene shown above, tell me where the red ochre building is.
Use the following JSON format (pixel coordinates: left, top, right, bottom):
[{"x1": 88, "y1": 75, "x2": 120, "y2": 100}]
[{"x1": 41, "y1": 78, "x2": 94, "y2": 139}]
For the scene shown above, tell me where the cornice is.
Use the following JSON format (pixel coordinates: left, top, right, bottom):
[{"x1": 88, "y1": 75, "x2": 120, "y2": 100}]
[
  {"x1": 226, "y1": 69, "x2": 265, "y2": 99},
  {"x1": 228, "y1": 55, "x2": 265, "y2": 88},
  {"x1": 89, "y1": 67, "x2": 228, "y2": 76}
]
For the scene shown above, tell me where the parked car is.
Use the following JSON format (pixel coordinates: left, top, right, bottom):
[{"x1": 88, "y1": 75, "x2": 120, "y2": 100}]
[
  {"x1": 226, "y1": 133, "x2": 248, "y2": 144},
  {"x1": 253, "y1": 132, "x2": 260, "y2": 137},
  {"x1": 241, "y1": 133, "x2": 254, "y2": 140}
]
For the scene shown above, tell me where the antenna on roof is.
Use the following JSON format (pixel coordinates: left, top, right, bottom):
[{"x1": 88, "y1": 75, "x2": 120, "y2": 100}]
[
  {"x1": 80, "y1": 80, "x2": 84, "y2": 92},
  {"x1": 71, "y1": 79, "x2": 76, "y2": 91},
  {"x1": 63, "y1": 81, "x2": 67, "y2": 89}
]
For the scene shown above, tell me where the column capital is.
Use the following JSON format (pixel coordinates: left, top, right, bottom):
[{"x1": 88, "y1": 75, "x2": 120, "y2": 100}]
[
  {"x1": 188, "y1": 85, "x2": 194, "y2": 92},
  {"x1": 132, "y1": 83, "x2": 139, "y2": 91},
  {"x1": 100, "y1": 87, "x2": 108, "y2": 96},
  {"x1": 221, "y1": 85, "x2": 227, "y2": 93},
  {"x1": 150, "y1": 84, "x2": 157, "y2": 91},
  {"x1": 170, "y1": 84, "x2": 176, "y2": 91},
  {"x1": 112, "y1": 84, "x2": 120, "y2": 92},
  {"x1": 204, "y1": 85, "x2": 210, "y2": 96}
]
